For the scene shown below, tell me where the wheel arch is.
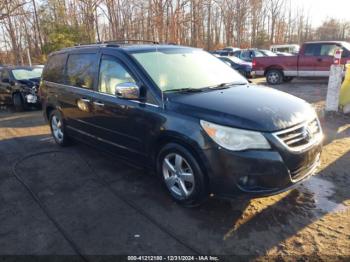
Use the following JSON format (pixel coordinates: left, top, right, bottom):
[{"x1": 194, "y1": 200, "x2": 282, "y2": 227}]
[
  {"x1": 152, "y1": 131, "x2": 210, "y2": 183},
  {"x1": 264, "y1": 66, "x2": 285, "y2": 76},
  {"x1": 45, "y1": 105, "x2": 64, "y2": 122},
  {"x1": 45, "y1": 105, "x2": 56, "y2": 121}
]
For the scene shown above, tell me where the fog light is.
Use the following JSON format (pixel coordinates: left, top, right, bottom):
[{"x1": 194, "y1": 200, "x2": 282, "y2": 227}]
[
  {"x1": 238, "y1": 176, "x2": 257, "y2": 188},
  {"x1": 239, "y1": 176, "x2": 249, "y2": 186}
]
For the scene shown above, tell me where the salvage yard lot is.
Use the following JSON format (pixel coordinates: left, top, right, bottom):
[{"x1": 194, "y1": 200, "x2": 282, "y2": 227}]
[{"x1": 0, "y1": 78, "x2": 349, "y2": 259}]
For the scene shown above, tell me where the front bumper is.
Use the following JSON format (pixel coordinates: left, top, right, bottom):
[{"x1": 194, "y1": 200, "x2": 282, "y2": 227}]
[{"x1": 203, "y1": 141, "x2": 322, "y2": 198}]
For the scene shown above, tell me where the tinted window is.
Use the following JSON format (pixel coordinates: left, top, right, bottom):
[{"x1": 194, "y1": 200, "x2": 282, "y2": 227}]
[
  {"x1": 241, "y1": 51, "x2": 251, "y2": 60},
  {"x1": 98, "y1": 56, "x2": 135, "y2": 95},
  {"x1": 66, "y1": 53, "x2": 97, "y2": 89},
  {"x1": 304, "y1": 44, "x2": 321, "y2": 56},
  {"x1": 43, "y1": 54, "x2": 67, "y2": 83},
  {"x1": 320, "y1": 44, "x2": 339, "y2": 56},
  {"x1": 0, "y1": 70, "x2": 9, "y2": 82}
]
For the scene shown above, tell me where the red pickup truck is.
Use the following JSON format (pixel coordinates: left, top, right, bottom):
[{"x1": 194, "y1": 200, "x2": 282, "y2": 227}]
[{"x1": 252, "y1": 41, "x2": 350, "y2": 84}]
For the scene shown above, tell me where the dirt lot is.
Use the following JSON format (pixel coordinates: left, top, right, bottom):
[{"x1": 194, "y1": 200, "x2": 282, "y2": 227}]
[{"x1": 0, "y1": 78, "x2": 349, "y2": 260}]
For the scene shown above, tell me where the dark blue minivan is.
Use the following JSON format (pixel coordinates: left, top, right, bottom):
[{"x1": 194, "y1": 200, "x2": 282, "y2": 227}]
[{"x1": 40, "y1": 42, "x2": 323, "y2": 205}]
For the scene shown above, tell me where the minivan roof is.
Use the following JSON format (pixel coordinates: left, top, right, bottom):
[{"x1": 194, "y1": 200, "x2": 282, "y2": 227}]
[{"x1": 52, "y1": 44, "x2": 194, "y2": 56}]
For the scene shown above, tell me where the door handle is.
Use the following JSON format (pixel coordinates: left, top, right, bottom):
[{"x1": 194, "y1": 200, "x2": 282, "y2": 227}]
[
  {"x1": 93, "y1": 101, "x2": 105, "y2": 107},
  {"x1": 80, "y1": 98, "x2": 91, "y2": 103}
]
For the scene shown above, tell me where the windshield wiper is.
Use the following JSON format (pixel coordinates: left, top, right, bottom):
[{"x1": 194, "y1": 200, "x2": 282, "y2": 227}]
[
  {"x1": 164, "y1": 88, "x2": 204, "y2": 93},
  {"x1": 206, "y1": 82, "x2": 247, "y2": 90}
]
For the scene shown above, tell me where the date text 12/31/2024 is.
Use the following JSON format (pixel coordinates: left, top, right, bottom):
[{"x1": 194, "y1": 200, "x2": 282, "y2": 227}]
[{"x1": 127, "y1": 256, "x2": 220, "y2": 261}]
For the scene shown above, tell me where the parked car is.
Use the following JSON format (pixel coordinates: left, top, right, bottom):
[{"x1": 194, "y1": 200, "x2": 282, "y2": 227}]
[
  {"x1": 40, "y1": 43, "x2": 323, "y2": 205},
  {"x1": 275, "y1": 52, "x2": 293, "y2": 56},
  {"x1": 270, "y1": 44, "x2": 300, "y2": 54},
  {"x1": 232, "y1": 49, "x2": 265, "y2": 62},
  {"x1": 217, "y1": 56, "x2": 252, "y2": 78},
  {"x1": 223, "y1": 47, "x2": 240, "y2": 52},
  {"x1": 253, "y1": 41, "x2": 350, "y2": 85},
  {"x1": 0, "y1": 66, "x2": 42, "y2": 110},
  {"x1": 211, "y1": 50, "x2": 234, "y2": 56},
  {"x1": 259, "y1": 49, "x2": 278, "y2": 57}
]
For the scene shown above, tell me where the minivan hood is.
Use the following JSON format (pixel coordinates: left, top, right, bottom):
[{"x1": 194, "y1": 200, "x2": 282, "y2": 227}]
[{"x1": 168, "y1": 84, "x2": 316, "y2": 132}]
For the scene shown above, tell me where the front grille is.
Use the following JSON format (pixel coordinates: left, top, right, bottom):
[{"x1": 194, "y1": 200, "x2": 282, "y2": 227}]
[{"x1": 274, "y1": 119, "x2": 322, "y2": 151}]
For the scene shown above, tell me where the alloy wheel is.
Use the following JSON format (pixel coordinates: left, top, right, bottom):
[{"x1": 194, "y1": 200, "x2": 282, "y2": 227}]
[
  {"x1": 51, "y1": 115, "x2": 64, "y2": 143},
  {"x1": 162, "y1": 153, "x2": 195, "y2": 198},
  {"x1": 268, "y1": 71, "x2": 280, "y2": 84}
]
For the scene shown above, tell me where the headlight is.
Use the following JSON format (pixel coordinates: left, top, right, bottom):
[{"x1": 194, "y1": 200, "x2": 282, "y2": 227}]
[{"x1": 200, "y1": 120, "x2": 271, "y2": 151}]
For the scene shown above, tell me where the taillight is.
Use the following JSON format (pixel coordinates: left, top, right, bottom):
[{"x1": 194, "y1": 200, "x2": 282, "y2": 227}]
[{"x1": 252, "y1": 59, "x2": 256, "y2": 67}]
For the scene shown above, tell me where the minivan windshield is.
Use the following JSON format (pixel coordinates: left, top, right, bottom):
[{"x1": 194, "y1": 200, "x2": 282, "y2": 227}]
[{"x1": 132, "y1": 48, "x2": 248, "y2": 92}]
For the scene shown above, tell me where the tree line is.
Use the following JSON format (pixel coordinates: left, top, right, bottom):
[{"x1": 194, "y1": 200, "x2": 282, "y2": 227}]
[{"x1": 0, "y1": 0, "x2": 349, "y2": 65}]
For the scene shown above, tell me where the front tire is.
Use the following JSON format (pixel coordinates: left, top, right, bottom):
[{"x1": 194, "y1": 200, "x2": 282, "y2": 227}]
[
  {"x1": 49, "y1": 110, "x2": 70, "y2": 147},
  {"x1": 157, "y1": 143, "x2": 208, "y2": 206},
  {"x1": 13, "y1": 93, "x2": 26, "y2": 112},
  {"x1": 266, "y1": 70, "x2": 283, "y2": 85}
]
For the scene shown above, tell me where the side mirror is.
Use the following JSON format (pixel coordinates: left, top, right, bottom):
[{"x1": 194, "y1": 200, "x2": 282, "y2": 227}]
[{"x1": 115, "y1": 82, "x2": 140, "y2": 100}]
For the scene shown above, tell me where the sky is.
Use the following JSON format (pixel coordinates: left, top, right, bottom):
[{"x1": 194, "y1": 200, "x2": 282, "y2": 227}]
[{"x1": 292, "y1": 0, "x2": 350, "y2": 27}]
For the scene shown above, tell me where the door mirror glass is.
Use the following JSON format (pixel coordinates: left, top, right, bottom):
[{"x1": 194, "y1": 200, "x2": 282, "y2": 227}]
[{"x1": 115, "y1": 82, "x2": 140, "y2": 100}]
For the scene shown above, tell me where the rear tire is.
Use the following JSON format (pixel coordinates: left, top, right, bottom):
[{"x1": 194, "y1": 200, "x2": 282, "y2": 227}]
[
  {"x1": 157, "y1": 143, "x2": 208, "y2": 206},
  {"x1": 49, "y1": 110, "x2": 71, "y2": 147},
  {"x1": 266, "y1": 70, "x2": 283, "y2": 85},
  {"x1": 13, "y1": 93, "x2": 26, "y2": 112}
]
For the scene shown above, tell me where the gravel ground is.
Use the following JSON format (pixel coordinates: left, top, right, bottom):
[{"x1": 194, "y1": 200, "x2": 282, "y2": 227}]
[{"x1": 0, "y1": 78, "x2": 349, "y2": 260}]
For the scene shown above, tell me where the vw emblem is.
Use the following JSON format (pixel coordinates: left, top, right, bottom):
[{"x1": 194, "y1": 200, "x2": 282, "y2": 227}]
[{"x1": 302, "y1": 126, "x2": 312, "y2": 142}]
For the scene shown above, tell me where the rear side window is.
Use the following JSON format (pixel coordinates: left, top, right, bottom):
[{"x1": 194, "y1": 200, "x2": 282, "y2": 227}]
[
  {"x1": 66, "y1": 53, "x2": 97, "y2": 89},
  {"x1": 43, "y1": 54, "x2": 67, "y2": 83}
]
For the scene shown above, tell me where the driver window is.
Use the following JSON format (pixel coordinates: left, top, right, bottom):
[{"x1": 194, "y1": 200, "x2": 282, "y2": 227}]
[{"x1": 98, "y1": 56, "x2": 135, "y2": 95}]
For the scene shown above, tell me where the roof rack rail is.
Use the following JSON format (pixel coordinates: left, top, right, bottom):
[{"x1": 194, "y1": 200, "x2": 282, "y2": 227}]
[
  {"x1": 73, "y1": 39, "x2": 159, "y2": 47},
  {"x1": 67, "y1": 39, "x2": 163, "y2": 51},
  {"x1": 98, "y1": 39, "x2": 160, "y2": 45},
  {"x1": 73, "y1": 43, "x2": 120, "y2": 48}
]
